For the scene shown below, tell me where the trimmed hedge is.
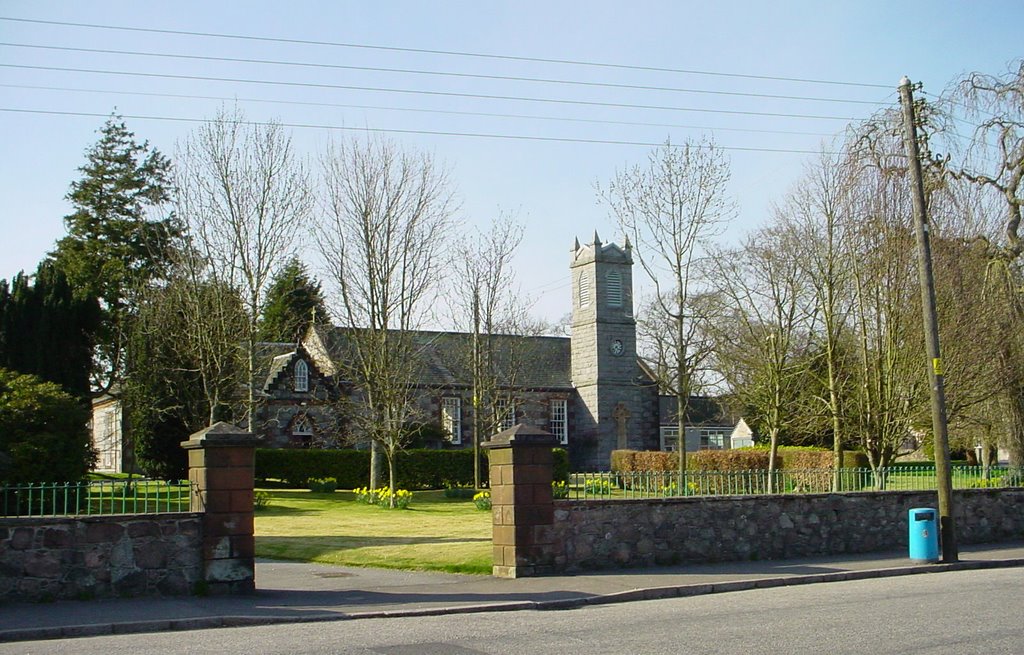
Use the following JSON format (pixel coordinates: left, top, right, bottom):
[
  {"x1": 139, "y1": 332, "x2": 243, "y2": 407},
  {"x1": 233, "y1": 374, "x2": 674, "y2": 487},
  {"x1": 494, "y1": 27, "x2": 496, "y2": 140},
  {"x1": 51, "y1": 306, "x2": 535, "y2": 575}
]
[
  {"x1": 256, "y1": 448, "x2": 369, "y2": 488},
  {"x1": 610, "y1": 447, "x2": 869, "y2": 473},
  {"x1": 395, "y1": 449, "x2": 482, "y2": 489},
  {"x1": 256, "y1": 446, "x2": 570, "y2": 489}
]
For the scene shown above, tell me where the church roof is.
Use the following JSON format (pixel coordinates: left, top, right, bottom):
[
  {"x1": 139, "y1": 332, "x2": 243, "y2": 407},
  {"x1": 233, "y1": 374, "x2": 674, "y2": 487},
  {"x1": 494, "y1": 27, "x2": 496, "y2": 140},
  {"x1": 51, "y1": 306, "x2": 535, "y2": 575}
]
[
  {"x1": 254, "y1": 342, "x2": 297, "y2": 388},
  {"x1": 306, "y1": 326, "x2": 574, "y2": 390}
]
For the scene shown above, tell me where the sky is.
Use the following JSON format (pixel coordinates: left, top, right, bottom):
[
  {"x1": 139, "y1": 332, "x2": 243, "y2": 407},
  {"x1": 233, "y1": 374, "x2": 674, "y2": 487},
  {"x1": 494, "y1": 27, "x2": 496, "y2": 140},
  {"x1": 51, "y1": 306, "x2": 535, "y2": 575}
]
[{"x1": 1, "y1": 1, "x2": 1021, "y2": 325}]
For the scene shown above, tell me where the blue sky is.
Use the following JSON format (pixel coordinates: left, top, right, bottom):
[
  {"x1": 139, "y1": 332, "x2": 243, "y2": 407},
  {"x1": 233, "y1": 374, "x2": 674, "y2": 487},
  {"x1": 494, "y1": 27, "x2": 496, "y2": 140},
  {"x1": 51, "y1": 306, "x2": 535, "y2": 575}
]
[{"x1": 1, "y1": 1, "x2": 1021, "y2": 323}]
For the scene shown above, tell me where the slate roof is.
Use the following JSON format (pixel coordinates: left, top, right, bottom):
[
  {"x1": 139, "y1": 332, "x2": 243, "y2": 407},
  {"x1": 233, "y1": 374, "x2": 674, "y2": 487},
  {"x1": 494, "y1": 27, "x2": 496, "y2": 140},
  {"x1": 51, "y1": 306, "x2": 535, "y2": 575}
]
[
  {"x1": 254, "y1": 342, "x2": 300, "y2": 392},
  {"x1": 307, "y1": 326, "x2": 573, "y2": 390},
  {"x1": 658, "y1": 395, "x2": 733, "y2": 426}
]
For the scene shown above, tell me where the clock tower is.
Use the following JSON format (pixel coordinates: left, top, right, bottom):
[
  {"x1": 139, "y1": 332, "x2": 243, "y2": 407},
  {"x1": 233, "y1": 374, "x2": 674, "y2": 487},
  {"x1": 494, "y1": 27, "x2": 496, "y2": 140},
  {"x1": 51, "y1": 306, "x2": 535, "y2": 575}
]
[{"x1": 570, "y1": 232, "x2": 644, "y2": 469}]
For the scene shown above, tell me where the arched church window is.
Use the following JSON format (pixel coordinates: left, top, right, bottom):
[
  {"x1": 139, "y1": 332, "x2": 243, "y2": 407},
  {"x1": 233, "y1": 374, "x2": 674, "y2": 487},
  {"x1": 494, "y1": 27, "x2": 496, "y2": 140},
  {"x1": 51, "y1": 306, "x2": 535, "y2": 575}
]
[{"x1": 294, "y1": 359, "x2": 309, "y2": 392}]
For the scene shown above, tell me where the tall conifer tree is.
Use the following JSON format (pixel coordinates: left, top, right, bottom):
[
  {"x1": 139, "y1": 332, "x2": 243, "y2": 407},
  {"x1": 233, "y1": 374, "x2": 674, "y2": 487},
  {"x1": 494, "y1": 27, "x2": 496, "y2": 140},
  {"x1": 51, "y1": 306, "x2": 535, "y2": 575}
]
[
  {"x1": 51, "y1": 114, "x2": 179, "y2": 391},
  {"x1": 258, "y1": 257, "x2": 329, "y2": 343}
]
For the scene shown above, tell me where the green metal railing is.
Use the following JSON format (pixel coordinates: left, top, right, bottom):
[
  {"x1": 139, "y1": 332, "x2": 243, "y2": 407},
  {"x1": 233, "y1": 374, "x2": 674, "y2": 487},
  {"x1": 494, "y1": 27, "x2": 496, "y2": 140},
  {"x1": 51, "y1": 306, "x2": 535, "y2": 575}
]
[
  {"x1": 567, "y1": 466, "x2": 1022, "y2": 500},
  {"x1": 0, "y1": 479, "x2": 195, "y2": 518}
]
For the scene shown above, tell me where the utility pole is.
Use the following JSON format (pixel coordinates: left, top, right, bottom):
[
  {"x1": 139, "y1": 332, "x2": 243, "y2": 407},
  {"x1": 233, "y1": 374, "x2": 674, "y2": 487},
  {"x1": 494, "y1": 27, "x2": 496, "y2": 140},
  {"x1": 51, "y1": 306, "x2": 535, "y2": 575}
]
[{"x1": 899, "y1": 77, "x2": 958, "y2": 562}]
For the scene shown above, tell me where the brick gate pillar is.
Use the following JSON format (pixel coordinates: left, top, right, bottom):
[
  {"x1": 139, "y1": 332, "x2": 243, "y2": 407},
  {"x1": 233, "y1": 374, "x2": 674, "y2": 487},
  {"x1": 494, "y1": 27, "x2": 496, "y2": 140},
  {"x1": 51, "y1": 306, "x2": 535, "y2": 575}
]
[
  {"x1": 181, "y1": 422, "x2": 258, "y2": 594},
  {"x1": 483, "y1": 424, "x2": 557, "y2": 578}
]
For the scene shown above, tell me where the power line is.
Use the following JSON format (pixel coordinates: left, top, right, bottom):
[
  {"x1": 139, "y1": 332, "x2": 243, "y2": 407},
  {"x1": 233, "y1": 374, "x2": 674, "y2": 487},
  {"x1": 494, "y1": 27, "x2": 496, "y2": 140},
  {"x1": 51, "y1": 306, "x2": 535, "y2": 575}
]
[
  {"x1": 0, "y1": 63, "x2": 869, "y2": 122},
  {"x1": 0, "y1": 107, "x2": 840, "y2": 154},
  {"x1": 0, "y1": 16, "x2": 893, "y2": 90},
  {"x1": 0, "y1": 41, "x2": 890, "y2": 107},
  {"x1": 0, "y1": 83, "x2": 843, "y2": 139}
]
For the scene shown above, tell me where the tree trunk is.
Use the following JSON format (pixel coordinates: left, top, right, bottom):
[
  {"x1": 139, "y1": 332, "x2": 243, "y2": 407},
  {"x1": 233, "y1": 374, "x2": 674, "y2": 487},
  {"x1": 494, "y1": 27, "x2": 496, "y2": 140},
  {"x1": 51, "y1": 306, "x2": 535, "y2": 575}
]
[
  {"x1": 767, "y1": 427, "x2": 780, "y2": 494},
  {"x1": 369, "y1": 440, "x2": 383, "y2": 490},
  {"x1": 827, "y1": 345, "x2": 844, "y2": 491}
]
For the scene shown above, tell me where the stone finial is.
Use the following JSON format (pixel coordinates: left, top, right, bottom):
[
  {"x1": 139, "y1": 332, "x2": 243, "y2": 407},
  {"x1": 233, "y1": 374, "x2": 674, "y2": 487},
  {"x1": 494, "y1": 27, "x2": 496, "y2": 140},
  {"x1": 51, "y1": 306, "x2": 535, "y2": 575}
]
[
  {"x1": 592, "y1": 231, "x2": 602, "y2": 248},
  {"x1": 624, "y1": 234, "x2": 632, "y2": 250},
  {"x1": 181, "y1": 422, "x2": 257, "y2": 449},
  {"x1": 484, "y1": 423, "x2": 558, "y2": 448}
]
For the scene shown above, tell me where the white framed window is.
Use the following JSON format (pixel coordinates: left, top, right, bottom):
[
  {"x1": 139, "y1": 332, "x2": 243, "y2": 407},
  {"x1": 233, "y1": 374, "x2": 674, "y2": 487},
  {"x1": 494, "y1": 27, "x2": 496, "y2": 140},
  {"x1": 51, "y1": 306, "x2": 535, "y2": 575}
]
[
  {"x1": 578, "y1": 271, "x2": 591, "y2": 308},
  {"x1": 294, "y1": 359, "x2": 309, "y2": 392},
  {"x1": 700, "y1": 429, "x2": 728, "y2": 450},
  {"x1": 549, "y1": 399, "x2": 568, "y2": 445},
  {"x1": 442, "y1": 397, "x2": 462, "y2": 445},
  {"x1": 606, "y1": 269, "x2": 622, "y2": 307},
  {"x1": 660, "y1": 426, "x2": 679, "y2": 452},
  {"x1": 292, "y1": 415, "x2": 313, "y2": 436},
  {"x1": 495, "y1": 398, "x2": 516, "y2": 430}
]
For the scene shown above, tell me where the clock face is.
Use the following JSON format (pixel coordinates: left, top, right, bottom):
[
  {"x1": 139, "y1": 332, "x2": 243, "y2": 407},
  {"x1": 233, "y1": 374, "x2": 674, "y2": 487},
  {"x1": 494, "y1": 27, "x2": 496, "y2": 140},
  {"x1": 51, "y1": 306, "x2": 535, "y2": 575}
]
[{"x1": 610, "y1": 339, "x2": 624, "y2": 356}]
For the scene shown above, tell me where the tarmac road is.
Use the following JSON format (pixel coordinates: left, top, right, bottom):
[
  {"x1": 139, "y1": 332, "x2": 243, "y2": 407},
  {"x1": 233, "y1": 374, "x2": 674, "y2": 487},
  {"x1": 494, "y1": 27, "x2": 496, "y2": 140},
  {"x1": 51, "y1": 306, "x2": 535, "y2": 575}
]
[{"x1": 5, "y1": 567, "x2": 1021, "y2": 655}]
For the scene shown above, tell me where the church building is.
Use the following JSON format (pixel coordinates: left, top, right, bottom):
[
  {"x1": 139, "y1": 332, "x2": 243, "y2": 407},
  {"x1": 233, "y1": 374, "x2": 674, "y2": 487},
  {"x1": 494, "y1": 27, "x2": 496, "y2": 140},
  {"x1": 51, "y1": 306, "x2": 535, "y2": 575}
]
[{"x1": 255, "y1": 233, "x2": 735, "y2": 471}]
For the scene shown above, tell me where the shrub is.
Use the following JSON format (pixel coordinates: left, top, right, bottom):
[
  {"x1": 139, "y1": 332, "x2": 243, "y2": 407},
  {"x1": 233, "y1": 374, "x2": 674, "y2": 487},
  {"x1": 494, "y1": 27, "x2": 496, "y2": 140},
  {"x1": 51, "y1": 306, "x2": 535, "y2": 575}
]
[
  {"x1": 353, "y1": 486, "x2": 377, "y2": 504},
  {"x1": 552, "y1": 480, "x2": 569, "y2": 499},
  {"x1": 552, "y1": 448, "x2": 570, "y2": 484},
  {"x1": 0, "y1": 368, "x2": 94, "y2": 484},
  {"x1": 307, "y1": 477, "x2": 338, "y2": 493},
  {"x1": 257, "y1": 448, "x2": 369, "y2": 488},
  {"x1": 395, "y1": 449, "x2": 484, "y2": 489},
  {"x1": 776, "y1": 447, "x2": 831, "y2": 469},
  {"x1": 583, "y1": 477, "x2": 613, "y2": 496},
  {"x1": 843, "y1": 451, "x2": 870, "y2": 468},
  {"x1": 610, "y1": 449, "x2": 637, "y2": 473},
  {"x1": 377, "y1": 489, "x2": 413, "y2": 509},
  {"x1": 968, "y1": 477, "x2": 1004, "y2": 489},
  {"x1": 254, "y1": 491, "x2": 271, "y2": 510},
  {"x1": 473, "y1": 490, "x2": 491, "y2": 510},
  {"x1": 443, "y1": 484, "x2": 476, "y2": 499},
  {"x1": 353, "y1": 486, "x2": 413, "y2": 508},
  {"x1": 634, "y1": 450, "x2": 677, "y2": 472},
  {"x1": 690, "y1": 449, "x2": 770, "y2": 471}
]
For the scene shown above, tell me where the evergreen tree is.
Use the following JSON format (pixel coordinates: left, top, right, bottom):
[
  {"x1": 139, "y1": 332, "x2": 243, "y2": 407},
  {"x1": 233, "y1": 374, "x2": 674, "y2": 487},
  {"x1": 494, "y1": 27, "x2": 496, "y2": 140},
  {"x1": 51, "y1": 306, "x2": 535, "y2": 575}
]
[
  {"x1": 258, "y1": 257, "x2": 329, "y2": 343},
  {"x1": 0, "y1": 262, "x2": 100, "y2": 399},
  {"x1": 50, "y1": 114, "x2": 179, "y2": 390}
]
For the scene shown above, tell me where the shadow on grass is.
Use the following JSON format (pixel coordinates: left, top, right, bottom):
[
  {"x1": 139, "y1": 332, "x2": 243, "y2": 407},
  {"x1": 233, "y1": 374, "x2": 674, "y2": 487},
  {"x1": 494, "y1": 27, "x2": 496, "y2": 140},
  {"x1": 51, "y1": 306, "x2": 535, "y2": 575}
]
[
  {"x1": 254, "y1": 505, "x2": 320, "y2": 516},
  {"x1": 258, "y1": 535, "x2": 490, "y2": 549}
]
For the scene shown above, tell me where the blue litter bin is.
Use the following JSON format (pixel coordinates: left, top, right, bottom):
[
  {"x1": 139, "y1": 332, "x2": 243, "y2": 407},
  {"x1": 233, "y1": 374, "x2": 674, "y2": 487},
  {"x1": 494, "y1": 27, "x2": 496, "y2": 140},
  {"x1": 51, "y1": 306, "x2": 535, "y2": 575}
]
[{"x1": 908, "y1": 507, "x2": 939, "y2": 563}]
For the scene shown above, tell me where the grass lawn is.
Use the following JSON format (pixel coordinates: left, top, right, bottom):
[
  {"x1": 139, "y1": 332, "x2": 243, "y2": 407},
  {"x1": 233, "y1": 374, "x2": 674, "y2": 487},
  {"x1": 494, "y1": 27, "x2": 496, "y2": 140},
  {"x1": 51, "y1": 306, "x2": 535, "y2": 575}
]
[{"x1": 254, "y1": 489, "x2": 492, "y2": 574}]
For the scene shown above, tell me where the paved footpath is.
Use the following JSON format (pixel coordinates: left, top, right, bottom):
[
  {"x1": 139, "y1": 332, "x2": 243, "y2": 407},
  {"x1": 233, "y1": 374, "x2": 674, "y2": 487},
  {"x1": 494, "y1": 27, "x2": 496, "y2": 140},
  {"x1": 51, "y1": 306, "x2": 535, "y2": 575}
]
[{"x1": 3, "y1": 542, "x2": 1023, "y2": 643}]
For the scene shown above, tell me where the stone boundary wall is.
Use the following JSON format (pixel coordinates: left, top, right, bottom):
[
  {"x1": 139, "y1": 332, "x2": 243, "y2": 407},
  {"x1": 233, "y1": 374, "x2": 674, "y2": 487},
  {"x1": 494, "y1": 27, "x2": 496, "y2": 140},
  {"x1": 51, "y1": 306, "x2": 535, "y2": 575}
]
[
  {"x1": 0, "y1": 514, "x2": 202, "y2": 601},
  {"x1": 550, "y1": 489, "x2": 1024, "y2": 572}
]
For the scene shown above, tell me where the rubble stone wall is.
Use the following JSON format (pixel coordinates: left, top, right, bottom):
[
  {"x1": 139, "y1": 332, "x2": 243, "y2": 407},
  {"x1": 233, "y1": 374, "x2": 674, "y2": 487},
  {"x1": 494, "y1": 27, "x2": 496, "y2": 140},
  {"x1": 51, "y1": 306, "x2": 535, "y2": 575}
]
[
  {"x1": 0, "y1": 514, "x2": 202, "y2": 601},
  {"x1": 549, "y1": 489, "x2": 1024, "y2": 572}
]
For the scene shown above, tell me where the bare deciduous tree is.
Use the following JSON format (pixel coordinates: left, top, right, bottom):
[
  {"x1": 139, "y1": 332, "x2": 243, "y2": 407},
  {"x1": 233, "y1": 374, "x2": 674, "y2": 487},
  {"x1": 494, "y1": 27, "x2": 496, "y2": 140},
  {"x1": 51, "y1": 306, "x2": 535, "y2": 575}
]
[
  {"x1": 599, "y1": 137, "x2": 735, "y2": 472},
  {"x1": 778, "y1": 147, "x2": 855, "y2": 487},
  {"x1": 449, "y1": 213, "x2": 528, "y2": 488},
  {"x1": 317, "y1": 136, "x2": 456, "y2": 505},
  {"x1": 844, "y1": 145, "x2": 925, "y2": 481},
  {"x1": 712, "y1": 224, "x2": 818, "y2": 491},
  {"x1": 949, "y1": 60, "x2": 1024, "y2": 262},
  {"x1": 944, "y1": 61, "x2": 1024, "y2": 466},
  {"x1": 176, "y1": 106, "x2": 312, "y2": 432}
]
